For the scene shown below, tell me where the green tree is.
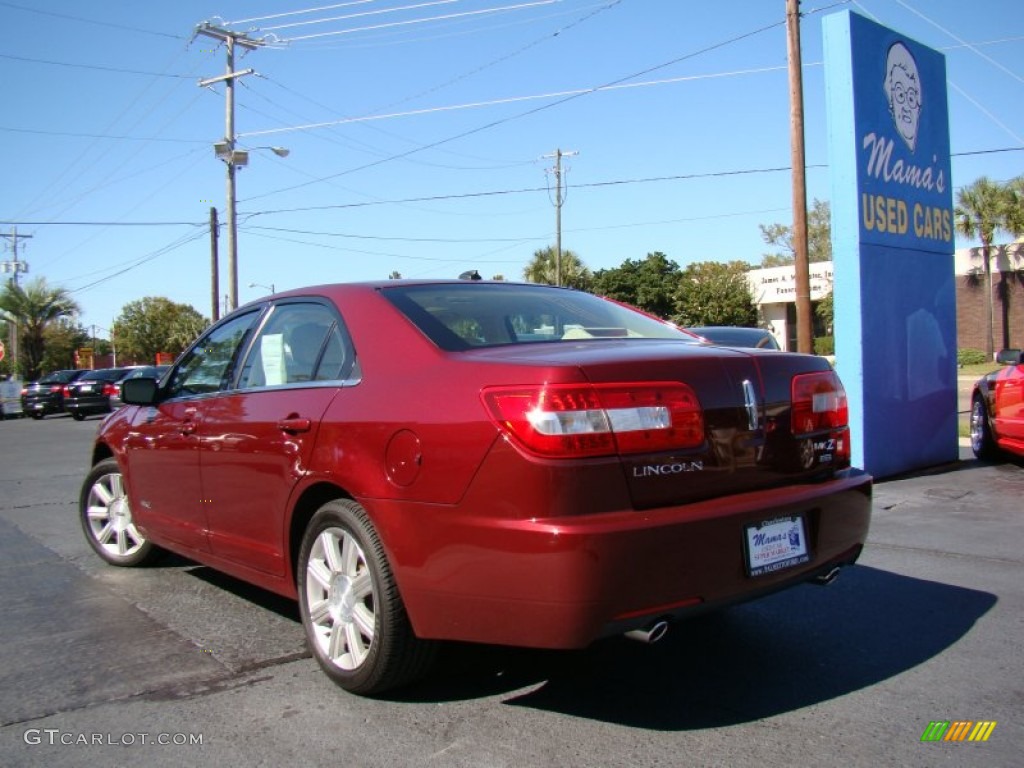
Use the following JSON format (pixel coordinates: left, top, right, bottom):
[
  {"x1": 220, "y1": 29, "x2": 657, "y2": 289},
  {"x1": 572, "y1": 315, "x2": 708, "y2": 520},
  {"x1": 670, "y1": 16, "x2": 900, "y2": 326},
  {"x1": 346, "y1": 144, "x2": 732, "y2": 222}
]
[
  {"x1": 113, "y1": 297, "x2": 208, "y2": 364},
  {"x1": 673, "y1": 261, "x2": 757, "y2": 327},
  {"x1": 40, "y1": 320, "x2": 90, "y2": 373},
  {"x1": 0, "y1": 277, "x2": 80, "y2": 381},
  {"x1": 523, "y1": 246, "x2": 591, "y2": 289},
  {"x1": 759, "y1": 199, "x2": 832, "y2": 267},
  {"x1": 1007, "y1": 175, "x2": 1024, "y2": 237},
  {"x1": 591, "y1": 252, "x2": 680, "y2": 318},
  {"x1": 955, "y1": 177, "x2": 1015, "y2": 358}
]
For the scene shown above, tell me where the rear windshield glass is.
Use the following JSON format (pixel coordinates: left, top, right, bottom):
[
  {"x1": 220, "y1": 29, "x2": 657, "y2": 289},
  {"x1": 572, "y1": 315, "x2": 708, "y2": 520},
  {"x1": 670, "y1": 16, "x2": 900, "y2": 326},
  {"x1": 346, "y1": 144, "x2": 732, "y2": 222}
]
[{"x1": 382, "y1": 283, "x2": 692, "y2": 351}]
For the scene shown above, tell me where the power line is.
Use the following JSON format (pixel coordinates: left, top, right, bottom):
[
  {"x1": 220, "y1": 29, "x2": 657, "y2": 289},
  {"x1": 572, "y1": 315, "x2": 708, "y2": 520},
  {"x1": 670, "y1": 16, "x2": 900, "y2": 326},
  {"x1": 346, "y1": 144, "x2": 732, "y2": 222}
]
[
  {"x1": 279, "y1": 0, "x2": 561, "y2": 43},
  {"x1": 4, "y1": 145, "x2": 1018, "y2": 228},
  {"x1": 0, "y1": 0, "x2": 185, "y2": 38},
  {"x1": 241, "y1": 17, "x2": 788, "y2": 202},
  {"x1": 0, "y1": 126, "x2": 206, "y2": 143},
  {"x1": 0, "y1": 52, "x2": 192, "y2": 78}
]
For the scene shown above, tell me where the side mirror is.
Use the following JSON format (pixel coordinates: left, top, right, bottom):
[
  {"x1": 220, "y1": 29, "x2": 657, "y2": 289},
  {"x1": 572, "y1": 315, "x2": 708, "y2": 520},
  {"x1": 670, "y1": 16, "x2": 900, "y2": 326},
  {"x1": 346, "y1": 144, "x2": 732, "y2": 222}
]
[
  {"x1": 995, "y1": 349, "x2": 1023, "y2": 366},
  {"x1": 121, "y1": 377, "x2": 159, "y2": 405}
]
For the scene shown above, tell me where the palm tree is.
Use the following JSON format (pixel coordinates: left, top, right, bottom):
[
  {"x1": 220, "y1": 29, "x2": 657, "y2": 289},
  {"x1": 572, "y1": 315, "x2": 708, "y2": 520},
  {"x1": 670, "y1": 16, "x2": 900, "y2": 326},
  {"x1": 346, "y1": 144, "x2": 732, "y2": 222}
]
[
  {"x1": 523, "y1": 246, "x2": 591, "y2": 290},
  {"x1": 955, "y1": 177, "x2": 1014, "y2": 360},
  {"x1": 0, "y1": 277, "x2": 81, "y2": 381}
]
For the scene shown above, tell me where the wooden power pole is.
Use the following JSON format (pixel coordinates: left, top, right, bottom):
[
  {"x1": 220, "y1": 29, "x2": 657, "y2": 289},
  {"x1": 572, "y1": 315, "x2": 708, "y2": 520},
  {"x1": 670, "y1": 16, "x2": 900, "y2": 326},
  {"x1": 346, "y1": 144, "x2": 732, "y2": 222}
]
[{"x1": 787, "y1": 0, "x2": 813, "y2": 354}]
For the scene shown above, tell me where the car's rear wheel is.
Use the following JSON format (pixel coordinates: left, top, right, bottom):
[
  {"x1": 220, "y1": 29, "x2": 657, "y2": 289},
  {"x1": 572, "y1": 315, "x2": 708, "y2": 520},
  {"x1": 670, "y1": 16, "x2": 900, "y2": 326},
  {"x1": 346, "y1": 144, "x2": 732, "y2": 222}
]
[
  {"x1": 297, "y1": 499, "x2": 436, "y2": 695},
  {"x1": 31, "y1": 412, "x2": 43, "y2": 420},
  {"x1": 970, "y1": 395, "x2": 1000, "y2": 461},
  {"x1": 80, "y1": 458, "x2": 160, "y2": 566},
  {"x1": 71, "y1": 411, "x2": 85, "y2": 421}
]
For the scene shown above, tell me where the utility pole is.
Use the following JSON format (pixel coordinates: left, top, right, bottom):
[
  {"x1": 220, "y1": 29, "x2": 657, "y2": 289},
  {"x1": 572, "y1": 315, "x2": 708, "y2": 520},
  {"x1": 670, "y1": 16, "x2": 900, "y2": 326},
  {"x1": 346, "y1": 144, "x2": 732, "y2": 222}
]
[
  {"x1": 195, "y1": 22, "x2": 264, "y2": 312},
  {"x1": 1, "y1": 226, "x2": 31, "y2": 287},
  {"x1": 787, "y1": 0, "x2": 813, "y2": 354},
  {"x1": 209, "y1": 206, "x2": 220, "y2": 322},
  {"x1": 543, "y1": 149, "x2": 578, "y2": 287},
  {"x1": 1, "y1": 227, "x2": 32, "y2": 374}
]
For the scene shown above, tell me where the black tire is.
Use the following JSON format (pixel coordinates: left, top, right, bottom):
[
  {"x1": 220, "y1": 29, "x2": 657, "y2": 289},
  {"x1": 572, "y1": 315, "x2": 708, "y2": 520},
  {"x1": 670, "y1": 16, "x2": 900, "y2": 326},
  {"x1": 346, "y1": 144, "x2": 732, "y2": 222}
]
[
  {"x1": 297, "y1": 499, "x2": 436, "y2": 695},
  {"x1": 970, "y1": 394, "x2": 1000, "y2": 461},
  {"x1": 71, "y1": 411, "x2": 86, "y2": 421},
  {"x1": 79, "y1": 458, "x2": 160, "y2": 566},
  {"x1": 31, "y1": 413, "x2": 44, "y2": 420}
]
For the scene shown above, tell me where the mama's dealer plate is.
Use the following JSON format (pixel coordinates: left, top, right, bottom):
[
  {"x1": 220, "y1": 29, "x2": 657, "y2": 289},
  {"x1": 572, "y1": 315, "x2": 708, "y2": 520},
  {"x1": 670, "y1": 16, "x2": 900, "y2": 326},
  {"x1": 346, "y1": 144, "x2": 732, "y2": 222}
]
[{"x1": 744, "y1": 515, "x2": 810, "y2": 577}]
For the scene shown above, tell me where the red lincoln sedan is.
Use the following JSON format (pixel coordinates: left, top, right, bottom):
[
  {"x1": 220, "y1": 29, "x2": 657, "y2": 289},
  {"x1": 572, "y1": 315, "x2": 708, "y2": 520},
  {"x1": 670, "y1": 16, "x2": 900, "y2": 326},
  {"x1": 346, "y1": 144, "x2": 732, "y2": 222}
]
[
  {"x1": 79, "y1": 280, "x2": 872, "y2": 695},
  {"x1": 971, "y1": 348, "x2": 1024, "y2": 460}
]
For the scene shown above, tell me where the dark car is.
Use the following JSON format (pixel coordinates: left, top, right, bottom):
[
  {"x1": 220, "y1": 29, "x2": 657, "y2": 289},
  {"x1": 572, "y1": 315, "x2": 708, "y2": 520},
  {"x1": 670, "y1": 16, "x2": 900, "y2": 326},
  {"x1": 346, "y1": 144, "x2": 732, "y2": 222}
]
[
  {"x1": 108, "y1": 365, "x2": 170, "y2": 409},
  {"x1": 688, "y1": 326, "x2": 782, "y2": 350},
  {"x1": 79, "y1": 281, "x2": 872, "y2": 695},
  {"x1": 20, "y1": 369, "x2": 89, "y2": 419},
  {"x1": 970, "y1": 348, "x2": 1024, "y2": 460},
  {"x1": 64, "y1": 367, "x2": 133, "y2": 420}
]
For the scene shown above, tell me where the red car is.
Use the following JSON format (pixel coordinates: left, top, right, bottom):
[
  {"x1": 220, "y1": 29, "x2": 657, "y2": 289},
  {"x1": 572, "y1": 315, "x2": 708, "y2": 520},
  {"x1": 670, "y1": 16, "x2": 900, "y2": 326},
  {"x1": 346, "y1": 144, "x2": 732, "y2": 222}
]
[
  {"x1": 79, "y1": 281, "x2": 872, "y2": 695},
  {"x1": 971, "y1": 348, "x2": 1024, "y2": 460}
]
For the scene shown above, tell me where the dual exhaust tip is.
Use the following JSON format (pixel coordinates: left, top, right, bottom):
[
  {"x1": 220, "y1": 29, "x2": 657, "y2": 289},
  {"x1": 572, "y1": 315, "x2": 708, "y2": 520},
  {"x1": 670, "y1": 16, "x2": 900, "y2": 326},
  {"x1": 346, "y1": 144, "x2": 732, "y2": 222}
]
[{"x1": 623, "y1": 566, "x2": 842, "y2": 644}]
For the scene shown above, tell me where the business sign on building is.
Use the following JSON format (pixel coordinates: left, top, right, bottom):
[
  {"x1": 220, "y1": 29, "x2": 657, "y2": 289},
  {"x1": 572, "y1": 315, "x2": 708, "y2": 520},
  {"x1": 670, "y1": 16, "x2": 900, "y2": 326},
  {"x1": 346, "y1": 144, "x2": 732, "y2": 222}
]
[
  {"x1": 752, "y1": 263, "x2": 834, "y2": 304},
  {"x1": 824, "y1": 11, "x2": 958, "y2": 477}
]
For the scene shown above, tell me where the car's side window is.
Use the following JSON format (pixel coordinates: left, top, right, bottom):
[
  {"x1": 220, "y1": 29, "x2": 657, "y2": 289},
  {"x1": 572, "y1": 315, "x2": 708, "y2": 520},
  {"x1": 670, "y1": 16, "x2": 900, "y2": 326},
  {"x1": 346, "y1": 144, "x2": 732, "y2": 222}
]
[
  {"x1": 165, "y1": 311, "x2": 260, "y2": 398},
  {"x1": 238, "y1": 303, "x2": 343, "y2": 388}
]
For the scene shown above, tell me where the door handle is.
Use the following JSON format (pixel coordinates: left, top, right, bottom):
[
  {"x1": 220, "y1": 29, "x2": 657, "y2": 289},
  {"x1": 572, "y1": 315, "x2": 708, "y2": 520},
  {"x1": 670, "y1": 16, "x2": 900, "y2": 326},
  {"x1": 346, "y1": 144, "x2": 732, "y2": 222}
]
[
  {"x1": 278, "y1": 417, "x2": 312, "y2": 434},
  {"x1": 181, "y1": 408, "x2": 198, "y2": 435}
]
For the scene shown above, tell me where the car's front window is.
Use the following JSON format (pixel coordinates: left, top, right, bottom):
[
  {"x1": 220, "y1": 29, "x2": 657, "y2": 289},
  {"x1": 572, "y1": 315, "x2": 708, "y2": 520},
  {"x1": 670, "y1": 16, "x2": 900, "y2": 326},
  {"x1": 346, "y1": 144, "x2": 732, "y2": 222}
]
[
  {"x1": 165, "y1": 312, "x2": 259, "y2": 398},
  {"x1": 382, "y1": 284, "x2": 690, "y2": 351}
]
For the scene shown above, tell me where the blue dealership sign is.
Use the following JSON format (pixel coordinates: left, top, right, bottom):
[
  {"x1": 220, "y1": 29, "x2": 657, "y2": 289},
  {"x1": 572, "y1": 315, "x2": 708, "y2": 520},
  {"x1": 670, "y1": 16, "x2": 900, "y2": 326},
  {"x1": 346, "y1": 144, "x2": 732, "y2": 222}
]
[{"x1": 824, "y1": 11, "x2": 957, "y2": 477}]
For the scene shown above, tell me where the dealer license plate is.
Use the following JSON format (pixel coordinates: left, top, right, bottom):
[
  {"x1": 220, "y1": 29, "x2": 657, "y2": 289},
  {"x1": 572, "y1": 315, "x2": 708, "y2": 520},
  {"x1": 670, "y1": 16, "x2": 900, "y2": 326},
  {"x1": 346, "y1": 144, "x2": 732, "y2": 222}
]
[{"x1": 744, "y1": 515, "x2": 810, "y2": 577}]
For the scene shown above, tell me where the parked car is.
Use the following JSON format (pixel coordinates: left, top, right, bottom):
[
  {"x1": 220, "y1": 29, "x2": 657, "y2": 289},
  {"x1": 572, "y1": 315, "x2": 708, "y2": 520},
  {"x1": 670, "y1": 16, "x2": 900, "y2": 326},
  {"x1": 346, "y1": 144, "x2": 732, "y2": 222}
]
[
  {"x1": 970, "y1": 348, "x2": 1024, "y2": 460},
  {"x1": 108, "y1": 365, "x2": 170, "y2": 409},
  {"x1": 64, "y1": 367, "x2": 132, "y2": 420},
  {"x1": 20, "y1": 369, "x2": 88, "y2": 419},
  {"x1": 1, "y1": 376, "x2": 25, "y2": 419},
  {"x1": 79, "y1": 281, "x2": 872, "y2": 695},
  {"x1": 687, "y1": 326, "x2": 782, "y2": 350}
]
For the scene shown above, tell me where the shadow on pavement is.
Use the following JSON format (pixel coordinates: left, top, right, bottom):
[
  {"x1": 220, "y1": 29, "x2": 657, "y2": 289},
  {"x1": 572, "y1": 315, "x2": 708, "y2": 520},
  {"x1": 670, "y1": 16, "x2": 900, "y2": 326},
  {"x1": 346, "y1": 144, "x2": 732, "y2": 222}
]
[{"x1": 395, "y1": 565, "x2": 994, "y2": 729}]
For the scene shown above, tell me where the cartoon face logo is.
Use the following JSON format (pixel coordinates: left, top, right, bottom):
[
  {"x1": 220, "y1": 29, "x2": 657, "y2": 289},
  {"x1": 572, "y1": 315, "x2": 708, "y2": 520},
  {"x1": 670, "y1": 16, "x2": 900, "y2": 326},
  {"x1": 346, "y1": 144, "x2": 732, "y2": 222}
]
[{"x1": 884, "y1": 42, "x2": 922, "y2": 151}]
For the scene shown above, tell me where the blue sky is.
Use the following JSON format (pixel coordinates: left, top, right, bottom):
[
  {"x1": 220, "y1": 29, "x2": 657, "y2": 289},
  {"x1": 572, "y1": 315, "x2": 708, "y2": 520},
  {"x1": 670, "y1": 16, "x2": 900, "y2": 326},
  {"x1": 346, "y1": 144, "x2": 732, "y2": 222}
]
[{"x1": 1, "y1": 0, "x2": 1021, "y2": 332}]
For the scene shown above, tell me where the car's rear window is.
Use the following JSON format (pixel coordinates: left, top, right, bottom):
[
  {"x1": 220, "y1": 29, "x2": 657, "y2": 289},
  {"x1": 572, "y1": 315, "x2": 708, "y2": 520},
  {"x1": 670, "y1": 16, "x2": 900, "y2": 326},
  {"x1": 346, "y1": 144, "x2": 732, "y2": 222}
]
[
  {"x1": 382, "y1": 283, "x2": 692, "y2": 351},
  {"x1": 78, "y1": 369, "x2": 128, "y2": 382},
  {"x1": 40, "y1": 371, "x2": 77, "y2": 384}
]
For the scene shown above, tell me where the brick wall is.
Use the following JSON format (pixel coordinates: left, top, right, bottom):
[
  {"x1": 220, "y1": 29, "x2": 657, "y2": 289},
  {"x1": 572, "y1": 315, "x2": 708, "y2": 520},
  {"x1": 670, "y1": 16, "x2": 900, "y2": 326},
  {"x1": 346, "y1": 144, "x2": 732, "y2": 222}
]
[{"x1": 956, "y1": 244, "x2": 1024, "y2": 355}]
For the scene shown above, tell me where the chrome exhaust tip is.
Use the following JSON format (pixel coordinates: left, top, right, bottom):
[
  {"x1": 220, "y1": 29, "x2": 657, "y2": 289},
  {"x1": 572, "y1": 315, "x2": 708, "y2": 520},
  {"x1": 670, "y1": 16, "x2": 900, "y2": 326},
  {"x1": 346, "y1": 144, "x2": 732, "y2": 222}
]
[
  {"x1": 624, "y1": 620, "x2": 669, "y2": 644},
  {"x1": 812, "y1": 566, "x2": 841, "y2": 586}
]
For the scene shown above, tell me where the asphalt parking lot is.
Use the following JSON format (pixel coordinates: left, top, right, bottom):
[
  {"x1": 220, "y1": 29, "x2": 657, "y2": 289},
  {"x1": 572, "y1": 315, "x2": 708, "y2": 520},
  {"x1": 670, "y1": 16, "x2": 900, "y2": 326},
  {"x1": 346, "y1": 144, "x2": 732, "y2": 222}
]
[{"x1": 0, "y1": 414, "x2": 1021, "y2": 767}]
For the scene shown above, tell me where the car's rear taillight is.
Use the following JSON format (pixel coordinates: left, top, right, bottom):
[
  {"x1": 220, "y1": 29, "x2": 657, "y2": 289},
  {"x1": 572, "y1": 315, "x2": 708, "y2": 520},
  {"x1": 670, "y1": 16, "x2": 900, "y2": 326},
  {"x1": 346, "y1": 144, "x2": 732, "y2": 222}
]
[
  {"x1": 49, "y1": 385, "x2": 62, "y2": 393},
  {"x1": 102, "y1": 383, "x2": 117, "y2": 396},
  {"x1": 791, "y1": 371, "x2": 848, "y2": 435},
  {"x1": 482, "y1": 382, "x2": 704, "y2": 458},
  {"x1": 62, "y1": 385, "x2": 71, "y2": 397}
]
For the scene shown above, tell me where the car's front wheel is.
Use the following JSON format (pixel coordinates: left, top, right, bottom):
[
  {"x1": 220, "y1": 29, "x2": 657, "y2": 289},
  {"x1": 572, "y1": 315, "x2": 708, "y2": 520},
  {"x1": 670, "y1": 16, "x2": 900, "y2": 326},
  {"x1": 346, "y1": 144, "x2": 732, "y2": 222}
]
[
  {"x1": 79, "y1": 458, "x2": 160, "y2": 566},
  {"x1": 970, "y1": 394, "x2": 1000, "y2": 461},
  {"x1": 297, "y1": 499, "x2": 436, "y2": 695}
]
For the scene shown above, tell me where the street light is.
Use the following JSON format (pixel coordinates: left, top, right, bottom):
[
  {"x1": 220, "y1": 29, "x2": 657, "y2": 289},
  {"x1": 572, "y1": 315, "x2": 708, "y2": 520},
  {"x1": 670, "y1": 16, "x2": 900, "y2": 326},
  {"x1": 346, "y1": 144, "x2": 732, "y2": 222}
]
[
  {"x1": 214, "y1": 144, "x2": 289, "y2": 312},
  {"x1": 248, "y1": 281, "x2": 275, "y2": 295}
]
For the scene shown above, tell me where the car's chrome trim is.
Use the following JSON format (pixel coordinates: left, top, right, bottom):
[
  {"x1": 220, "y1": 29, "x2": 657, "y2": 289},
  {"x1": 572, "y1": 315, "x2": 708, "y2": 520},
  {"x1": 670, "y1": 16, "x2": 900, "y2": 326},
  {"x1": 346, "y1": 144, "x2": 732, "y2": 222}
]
[{"x1": 742, "y1": 379, "x2": 760, "y2": 431}]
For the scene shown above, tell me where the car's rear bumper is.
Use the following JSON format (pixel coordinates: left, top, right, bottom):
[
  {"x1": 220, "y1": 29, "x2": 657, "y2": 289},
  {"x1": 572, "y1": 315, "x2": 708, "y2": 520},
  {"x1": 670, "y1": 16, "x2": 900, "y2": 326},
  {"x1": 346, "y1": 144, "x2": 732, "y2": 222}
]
[
  {"x1": 377, "y1": 470, "x2": 872, "y2": 649},
  {"x1": 66, "y1": 397, "x2": 111, "y2": 415},
  {"x1": 22, "y1": 398, "x2": 61, "y2": 415}
]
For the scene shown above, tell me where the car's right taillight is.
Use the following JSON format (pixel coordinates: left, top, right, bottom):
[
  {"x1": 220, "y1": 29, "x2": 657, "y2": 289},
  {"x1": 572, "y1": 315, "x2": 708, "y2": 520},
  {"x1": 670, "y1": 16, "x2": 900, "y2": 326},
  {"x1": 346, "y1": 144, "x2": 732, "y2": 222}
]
[
  {"x1": 482, "y1": 382, "x2": 704, "y2": 458},
  {"x1": 791, "y1": 370, "x2": 850, "y2": 463},
  {"x1": 791, "y1": 371, "x2": 848, "y2": 435},
  {"x1": 62, "y1": 385, "x2": 71, "y2": 397}
]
